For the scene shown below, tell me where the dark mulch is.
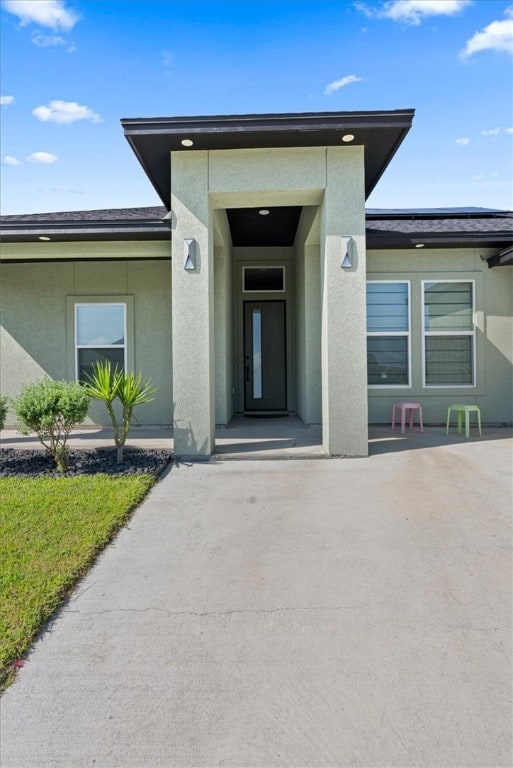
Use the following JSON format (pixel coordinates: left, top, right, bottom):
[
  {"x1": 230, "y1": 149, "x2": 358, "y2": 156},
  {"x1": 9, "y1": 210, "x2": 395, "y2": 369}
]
[{"x1": 0, "y1": 447, "x2": 174, "y2": 478}]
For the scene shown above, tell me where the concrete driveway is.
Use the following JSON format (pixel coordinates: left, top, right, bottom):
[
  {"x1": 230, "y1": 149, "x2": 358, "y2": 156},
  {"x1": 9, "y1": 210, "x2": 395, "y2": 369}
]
[{"x1": 1, "y1": 432, "x2": 512, "y2": 767}]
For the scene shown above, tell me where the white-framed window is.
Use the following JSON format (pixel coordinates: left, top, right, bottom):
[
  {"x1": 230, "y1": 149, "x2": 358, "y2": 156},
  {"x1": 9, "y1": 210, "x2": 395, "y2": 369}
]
[
  {"x1": 366, "y1": 281, "x2": 411, "y2": 387},
  {"x1": 422, "y1": 280, "x2": 476, "y2": 387},
  {"x1": 75, "y1": 303, "x2": 127, "y2": 382},
  {"x1": 243, "y1": 266, "x2": 285, "y2": 292}
]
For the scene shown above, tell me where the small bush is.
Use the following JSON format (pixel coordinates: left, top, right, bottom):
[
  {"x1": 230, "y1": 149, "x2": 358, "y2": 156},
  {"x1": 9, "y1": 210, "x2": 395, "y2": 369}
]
[
  {"x1": 82, "y1": 361, "x2": 157, "y2": 463},
  {"x1": 0, "y1": 396, "x2": 8, "y2": 431},
  {"x1": 13, "y1": 380, "x2": 89, "y2": 472}
]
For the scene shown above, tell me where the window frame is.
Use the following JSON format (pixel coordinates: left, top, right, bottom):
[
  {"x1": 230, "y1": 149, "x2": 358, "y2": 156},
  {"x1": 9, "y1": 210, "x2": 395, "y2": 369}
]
[
  {"x1": 366, "y1": 280, "x2": 411, "y2": 389},
  {"x1": 242, "y1": 265, "x2": 286, "y2": 293},
  {"x1": 74, "y1": 302, "x2": 127, "y2": 382},
  {"x1": 421, "y1": 279, "x2": 476, "y2": 388},
  {"x1": 66, "y1": 295, "x2": 134, "y2": 383}
]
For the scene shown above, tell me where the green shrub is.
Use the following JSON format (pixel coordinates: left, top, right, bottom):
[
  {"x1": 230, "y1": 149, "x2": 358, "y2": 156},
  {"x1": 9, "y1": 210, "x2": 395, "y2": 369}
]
[
  {"x1": 82, "y1": 361, "x2": 157, "y2": 463},
  {"x1": 13, "y1": 380, "x2": 89, "y2": 472},
  {"x1": 0, "y1": 396, "x2": 8, "y2": 431}
]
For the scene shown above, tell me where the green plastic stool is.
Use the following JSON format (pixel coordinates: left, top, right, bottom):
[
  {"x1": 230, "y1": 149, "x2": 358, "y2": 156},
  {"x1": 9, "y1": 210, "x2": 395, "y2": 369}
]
[{"x1": 446, "y1": 404, "x2": 482, "y2": 438}]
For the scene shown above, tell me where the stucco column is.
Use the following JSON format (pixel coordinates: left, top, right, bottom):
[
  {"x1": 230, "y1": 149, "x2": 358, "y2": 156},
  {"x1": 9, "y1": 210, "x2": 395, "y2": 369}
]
[
  {"x1": 171, "y1": 151, "x2": 215, "y2": 456},
  {"x1": 321, "y1": 147, "x2": 368, "y2": 456}
]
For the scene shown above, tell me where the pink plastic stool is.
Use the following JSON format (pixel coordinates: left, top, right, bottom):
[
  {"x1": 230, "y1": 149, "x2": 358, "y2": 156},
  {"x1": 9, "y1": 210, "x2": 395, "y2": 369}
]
[{"x1": 391, "y1": 402, "x2": 424, "y2": 434}]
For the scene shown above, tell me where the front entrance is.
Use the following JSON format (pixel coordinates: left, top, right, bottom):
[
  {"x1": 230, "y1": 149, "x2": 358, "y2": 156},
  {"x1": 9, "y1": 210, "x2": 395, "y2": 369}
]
[{"x1": 243, "y1": 300, "x2": 287, "y2": 413}]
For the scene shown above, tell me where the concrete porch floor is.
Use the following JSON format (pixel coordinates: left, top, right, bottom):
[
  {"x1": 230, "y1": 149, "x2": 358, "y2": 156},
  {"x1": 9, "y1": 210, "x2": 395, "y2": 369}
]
[{"x1": 1, "y1": 416, "x2": 511, "y2": 460}]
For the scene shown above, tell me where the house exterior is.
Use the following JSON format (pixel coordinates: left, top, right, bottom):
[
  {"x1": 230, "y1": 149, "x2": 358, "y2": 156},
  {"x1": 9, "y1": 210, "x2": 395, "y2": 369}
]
[{"x1": 1, "y1": 110, "x2": 512, "y2": 457}]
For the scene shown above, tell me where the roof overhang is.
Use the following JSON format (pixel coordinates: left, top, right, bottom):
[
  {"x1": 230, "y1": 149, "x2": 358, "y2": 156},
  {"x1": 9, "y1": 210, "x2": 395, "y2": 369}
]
[
  {"x1": 121, "y1": 109, "x2": 415, "y2": 207},
  {"x1": 484, "y1": 244, "x2": 513, "y2": 268},
  {"x1": 366, "y1": 230, "x2": 513, "y2": 251},
  {"x1": 0, "y1": 220, "x2": 170, "y2": 244}
]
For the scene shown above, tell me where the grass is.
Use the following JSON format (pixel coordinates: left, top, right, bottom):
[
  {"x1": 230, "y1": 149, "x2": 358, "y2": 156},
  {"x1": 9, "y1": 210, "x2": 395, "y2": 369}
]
[{"x1": 0, "y1": 473, "x2": 155, "y2": 689}]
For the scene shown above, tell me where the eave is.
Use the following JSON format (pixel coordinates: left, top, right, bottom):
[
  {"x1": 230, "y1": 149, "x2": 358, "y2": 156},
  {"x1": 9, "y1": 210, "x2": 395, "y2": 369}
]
[
  {"x1": 121, "y1": 109, "x2": 415, "y2": 207},
  {"x1": 0, "y1": 221, "x2": 170, "y2": 245}
]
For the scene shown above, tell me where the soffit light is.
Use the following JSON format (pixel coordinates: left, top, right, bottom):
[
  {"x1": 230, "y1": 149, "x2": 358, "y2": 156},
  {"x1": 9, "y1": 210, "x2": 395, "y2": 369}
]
[
  {"x1": 342, "y1": 134, "x2": 355, "y2": 143},
  {"x1": 259, "y1": 209, "x2": 270, "y2": 216},
  {"x1": 181, "y1": 138, "x2": 193, "y2": 147},
  {"x1": 38, "y1": 236, "x2": 51, "y2": 241}
]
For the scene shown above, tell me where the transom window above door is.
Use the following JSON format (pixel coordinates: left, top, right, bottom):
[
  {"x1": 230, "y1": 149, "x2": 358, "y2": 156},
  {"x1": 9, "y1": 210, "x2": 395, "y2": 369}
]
[{"x1": 243, "y1": 266, "x2": 285, "y2": 292}]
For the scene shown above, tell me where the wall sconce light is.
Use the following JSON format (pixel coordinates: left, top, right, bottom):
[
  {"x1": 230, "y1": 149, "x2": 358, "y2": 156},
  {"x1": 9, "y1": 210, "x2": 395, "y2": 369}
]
[
  {"x1": 183, "y1": 238, "x2": 195, "y2": 270},
  {"x1": 341, "y1": 236, "x2": 352, "y2": 268}
]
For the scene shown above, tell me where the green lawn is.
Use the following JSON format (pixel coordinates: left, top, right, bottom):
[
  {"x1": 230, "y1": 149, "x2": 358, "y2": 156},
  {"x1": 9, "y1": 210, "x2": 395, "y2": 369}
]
[{"x1": 0, "y1": 474, "x2": 155, "y2": 689}]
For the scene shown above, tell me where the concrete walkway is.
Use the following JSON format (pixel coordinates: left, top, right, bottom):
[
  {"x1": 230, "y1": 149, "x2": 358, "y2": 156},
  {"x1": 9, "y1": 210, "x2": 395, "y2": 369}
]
[{"x1": 1, "y1": 431, "x2": 512, "y2": 766}]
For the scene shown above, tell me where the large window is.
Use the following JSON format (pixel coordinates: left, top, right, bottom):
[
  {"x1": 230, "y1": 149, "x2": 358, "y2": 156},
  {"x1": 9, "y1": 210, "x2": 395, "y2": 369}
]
[
  {"x1": 75, "y1": 303, "x2": 126, "y2": 381},
  {"x1": 422, "y1": 281, "x2": 475, "y2": 386},
  {"x1": 366, "y1": 282, "x2": 410, "y2": 387}
]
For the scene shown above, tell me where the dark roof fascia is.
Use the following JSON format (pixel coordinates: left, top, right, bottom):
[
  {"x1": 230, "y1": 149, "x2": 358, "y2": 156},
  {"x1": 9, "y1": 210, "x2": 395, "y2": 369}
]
[
  {"x1": 366, "y1": 232, "x2": 513, "y2": 250},
  {"x1": 0, "y1": 222, "x2": 170, "y2": 244},
  {"x1": 365, "y1": 208, "x2": 510, "y2": 220},
  {"x1": 121, "y1": 109, "x2": 415, "y2": 206},
  {"x1": 485, "y1": 245, "x2": 513, "y2": 268}
]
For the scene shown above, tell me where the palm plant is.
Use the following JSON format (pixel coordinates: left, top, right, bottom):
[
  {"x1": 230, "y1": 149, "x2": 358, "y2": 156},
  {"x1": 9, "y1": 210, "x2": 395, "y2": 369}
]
[{"x1": 83, "y1": 360, "x2": 157, "y2": 463}]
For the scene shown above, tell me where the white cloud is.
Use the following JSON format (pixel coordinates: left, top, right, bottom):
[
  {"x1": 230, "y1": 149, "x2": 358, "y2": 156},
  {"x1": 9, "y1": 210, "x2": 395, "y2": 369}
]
[
  {"x1": 481, "y1": 128, "x2": 501, "y2": 135},
  {"x1": 462, "y1": 6, "x2": 513, "y2": 56},
  {"x1": 0, "y1": 95, "x2": 15, "y2": 106},
  {"x1": 455, "y1": 137, "x2": 470, "y2": 145},
  {"x1": 2, "y1": 0, "x2": 78, "y2": 31},
  {"x1": 506, "y1": 127, "x2": 513, "y2": 134},
  {"x1": 27, "y1": 151, "x2": 59, "y2": 164},
  {"x1": 32, "y1": 100, "x2": 102, "y2": 124},
  {"x1": 3, "y1": 155, "x2": 20, "y2": 165},
  {"x1": 324, "y1": 74, "x2": 364, "y2": 95},
  {"x1": 355, "y1": 0, "x2": 471, "y2": 25},
  {"x1": 31, "y1": 31, "x2": 75, "y2": 51}
]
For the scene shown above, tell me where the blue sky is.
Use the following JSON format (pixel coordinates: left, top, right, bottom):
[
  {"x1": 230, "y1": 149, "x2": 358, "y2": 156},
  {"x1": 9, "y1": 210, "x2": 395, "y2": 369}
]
[{"x1": 1, "y1": 0, "x2": 512, "y2": 214}]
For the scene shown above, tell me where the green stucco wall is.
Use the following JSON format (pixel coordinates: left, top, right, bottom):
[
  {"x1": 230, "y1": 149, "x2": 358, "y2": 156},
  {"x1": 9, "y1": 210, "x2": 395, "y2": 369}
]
[
  {"x1": 170, "y1": 145, "x2": 368, "y2": 456},
  {"x1": 366, "y1": 249, "x2": 513, "y2": 424},
  {"x1": 214, "y1": 209, "x2": 234, "y2": 425},
  {"x1": 0, "y1": 257, "x2": 172, "y2": 427},
  {"x1": 294, "y1": 207, "x2": 322, "y2": 425}
]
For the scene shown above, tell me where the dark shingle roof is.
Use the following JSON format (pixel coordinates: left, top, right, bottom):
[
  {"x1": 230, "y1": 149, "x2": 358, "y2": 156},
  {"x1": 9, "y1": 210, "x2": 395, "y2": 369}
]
[
  {"x1": 1, "y1": 206, "x2": 511, "y2": 264},
  {"x1": 0, "y1": 206, "x2": 167, "y2": 224},
  {"x1": 0, "y1": 206, "x2": 170, "y2": 244},
  {"x1": 365, "y1": 209, "x2": 512, "y2": 257}
]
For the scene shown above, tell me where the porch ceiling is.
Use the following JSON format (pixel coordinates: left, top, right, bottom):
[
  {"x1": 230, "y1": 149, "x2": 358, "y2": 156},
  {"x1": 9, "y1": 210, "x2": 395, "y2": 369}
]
[
  {"x1": 121, "y1": 110, "x2": 415, "y2": 208},
  {"x1": 227, "y1": 206, "x2": 302, "y2": 247}
]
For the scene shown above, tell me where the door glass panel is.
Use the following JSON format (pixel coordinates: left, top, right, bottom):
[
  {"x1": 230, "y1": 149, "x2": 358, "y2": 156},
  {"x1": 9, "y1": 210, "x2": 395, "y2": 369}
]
[{"x1": 252, "y1": 309, "x2": 262, "y2": 399}]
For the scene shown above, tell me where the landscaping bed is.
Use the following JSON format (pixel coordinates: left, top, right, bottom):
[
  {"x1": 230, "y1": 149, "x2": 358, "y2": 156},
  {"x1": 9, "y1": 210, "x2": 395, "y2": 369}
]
[{"x1": 0, "y1": 446, "x2": 173, "y2": 477}]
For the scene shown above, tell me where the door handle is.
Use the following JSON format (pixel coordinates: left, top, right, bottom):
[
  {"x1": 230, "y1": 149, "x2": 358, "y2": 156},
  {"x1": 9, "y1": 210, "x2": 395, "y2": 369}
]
[{"x1": 246, "y1": 365, "x2": 250, "y2": 382}]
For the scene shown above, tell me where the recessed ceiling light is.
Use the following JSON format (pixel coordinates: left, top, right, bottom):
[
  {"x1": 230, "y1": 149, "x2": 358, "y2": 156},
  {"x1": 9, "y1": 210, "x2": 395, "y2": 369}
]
[
  {"x1": 258, "y1": 209, "x2": 270, "y2": 216},
  {"x1": 181, "y1": 138, "x2": 193, "y2": 147},
  {"x1": 342, "y1": 134, "x2": 355, "y2": 143},
  {"x1": 415, "y1": 243, "x2": 425, "y2": 248},
  {"x1": 38, "y1": 236, "x2": 51, "y2": 241}
]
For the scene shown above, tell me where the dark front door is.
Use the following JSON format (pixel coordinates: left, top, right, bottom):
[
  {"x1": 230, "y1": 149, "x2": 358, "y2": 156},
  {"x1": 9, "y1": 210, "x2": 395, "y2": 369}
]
[{"x1": 244, "y1": 300, "x2": 287, "y2": 412}]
